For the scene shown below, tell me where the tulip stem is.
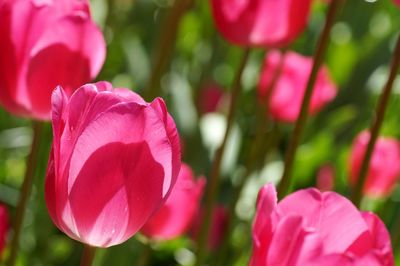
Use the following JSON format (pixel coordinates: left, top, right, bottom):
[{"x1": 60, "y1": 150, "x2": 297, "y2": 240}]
[
  {"x1": 144, "y1": 0, "x2": 194, "y2": 101},
  {"x1": 7, "y1": 120, "x2": 43, "y2": 266},
  {"x1": 80, "y1": 245, "x2": 96, "y2": 266},
  {"x1": 194, "y1": 48, "x2": 250, "y2": 266},
  {"x1": 216, "y1": 49, "x2": 286, "y2": 266},
  {"x1": 276, "y1": 0, "x2": 346, "y2": 198},
  {"x1": 136, "y1": 242, "x2": 152, "y2": 266},
  {"x1": 351, "y1": 35, "x2": 400, "y2": 206}
]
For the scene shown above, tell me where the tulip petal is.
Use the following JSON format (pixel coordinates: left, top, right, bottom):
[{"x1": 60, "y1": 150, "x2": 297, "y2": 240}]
[
  {"x1": 150, "y1": 98, "x2": 181, "y2": 196},
  {"x1": 267, "y1": 215, "x2": 322, "y2": 266},
  {"x1": 68, "y1": 141, "x2": 164, "y2": 247},
  {"x1": 358, "y1": 212, "x2": 394, "y2": 266},
  {"x1": 277, "y1": 188, "x2": 369, "y2": 254},
  {"x1": 250, "y1": 184, "x2": 278, "y2": 266}
]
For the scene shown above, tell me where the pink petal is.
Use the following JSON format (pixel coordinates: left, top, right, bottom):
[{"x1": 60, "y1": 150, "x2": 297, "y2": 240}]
[
  {"x1": 250, "y1": 184, "x2": 278, "y2": 266},
  {"x1": 268, "y1": 215, "x2": 322, "y2": 266},
  {"x1": 358, "y1": 212, "x2": 394, "y2": 266},
  {"x1": 277, "y1": 188, "x2": 370, "y2": 254}
]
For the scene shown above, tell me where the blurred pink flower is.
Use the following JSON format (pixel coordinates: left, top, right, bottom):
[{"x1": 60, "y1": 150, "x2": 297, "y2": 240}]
[
  {"x1": 141, "y1": 164, "x2": 205, "y2": 241},
  {"x1": 394, "y1": 0, "x2": 400, "y2": 6},
  {"x1": 191, "y1": 205, "x2": 229, "y2": 251},
  {"x1": 210, "y1": 0, "x2": 313, "y2": 47},
  {"x1": 250, "y1": 184, "x2": 394, "y2": 266},
  {"x1": 316, "y1": 164, "x2": 335, "y2": 192},
  {"x1": 258, "y1": 50, "x2": 337, "y2": 123},
  {"x1": 349, "y1": 131, "x2": 400, "y2": 197},
  {"x1": 198, "y1": 84, "x2": 226, "y2": 114},
  {"x1": 45, "y1": 82, "x2": 181, "y2": 247},
  {"x1": 0, "y1": 204, "x2": 9, "y2": 255},
  {"x1": 0, "y1": 0, "x2": 106, "y2": 120}
]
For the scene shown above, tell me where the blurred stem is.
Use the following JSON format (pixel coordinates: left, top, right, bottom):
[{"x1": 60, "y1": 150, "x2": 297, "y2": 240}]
[
  {"x1": 276, "y1": 0, "x2": 346, "y2": 198},
  {"x1": 80, "y1": 245, "x2": 96, "y2": 266},
  {"x1": 194, "y1": 48, "x2": 250, "y2": 266},
  {"x1": 144, "y1": 0, "x2": 194, "y2": 101},
  {"x1": 136, "y1": 242, "x2": 152, "y2": 266},
  {"x1": 216, "y1": 48, "x2": 287, "y2": 266},
  {"x1": 216, "y1": 121, "x2": 279, "y2": 266},
  {"x1": 7, "y1": 120, "x2": 43, "y2": 266},
  {"x1": 351, "y1": 35, "x2": 400, "y2": 206}
]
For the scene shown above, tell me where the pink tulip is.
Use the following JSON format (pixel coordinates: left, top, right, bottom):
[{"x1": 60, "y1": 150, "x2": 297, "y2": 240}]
[
  {"x1": 210, "y1": 0, "x2": 313, "y2": 47},
  {"x1": 258, "y1": 50, "x2": 337, "y2": 123},
  {"x1": 349, "y1": 131, "x2": 400, "y2": 197},
  {"x1": 394, "y1": 0, "x2": 400, "y2": 6},
  {"x1": 191, "y1": 205, "x2": 229, "y2": 251},
  {"x1": 316, "y1": 164, "x2": 335, "y2": 192},
  {"x1": 198, "y1": 84, "x2": 226, "y2": 114},
  {"x1": 141, "y1": 164, "x2": 205, "y2": 240},
  {"x1": 0, "y1": 0, "x2": 106, "y2": 120},
  {"x1": 45, "y1": 82, "x2": 181, "y2": 247},
  {"x1": 250, "y1": 184, "x2": 394, "y2": 266},
  {"x1": 0, "y1": 204, "x2": 9, "y2": 255}
]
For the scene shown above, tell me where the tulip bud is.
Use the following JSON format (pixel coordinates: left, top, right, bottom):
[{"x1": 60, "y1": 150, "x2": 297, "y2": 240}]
[
  {"x1": 316, "y1": 164, "x2": 335, "y2": 192},
  {"x1": 141, "y1": 164, "x2": 205, "y2": 241},
  {"x1": 0, "y1": 0, "x2": 106, "y2": 120},
  {"x1": 45, "y1": 82, "x2": 181, "y2": 247}
]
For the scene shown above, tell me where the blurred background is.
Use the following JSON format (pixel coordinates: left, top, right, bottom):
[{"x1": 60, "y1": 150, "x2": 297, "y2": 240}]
[{"x1": 1, "y1": 0, "x2": 400, "y2": 265}]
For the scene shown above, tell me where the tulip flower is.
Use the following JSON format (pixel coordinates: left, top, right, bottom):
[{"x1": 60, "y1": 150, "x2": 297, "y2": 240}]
[
  {"x1": 258, "y1": 50, "x2": 337, "y2": 123},
  {"x1": 250, "y1": 184, "x2": 394, "y2": 266},
  {"x1": 210, "y1": 0, "x2": 313, "y2": 47},
  {"x1": 45, "y1": 82, "x2": 181, "y2": 247},
  {"x1": 0, "y1": 0, "x2": 106, "y2": 120},
  {"x1": 0, "y1": 204, "x2": 9, "y2": 255},
  {"x1": 316, "y1": 164, "x2": 335, "y2": 192},
  {"x1": 349, "y1": 131, "x2": 400, "y2": 197},
  {"x1": 191, "y1": 205, "x2": 229, "y2": 251},
  {"x1": 394, "y1": 0, "x2": 400, "y2": 6},
  {"x1": 141, "y1": 164, "x2": 205, "y2": 240},
  {"x1": 198, "y1": 84, "x2": 226, "y2": 114}
]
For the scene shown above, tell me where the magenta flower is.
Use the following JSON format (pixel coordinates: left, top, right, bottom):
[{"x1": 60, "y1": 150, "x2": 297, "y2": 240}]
[
  {"x1": 250, "y1": 184, "x2": 394, "y2": 266},
  {"x1": 316, "y1": 164, "x2": 335, "y2": 192},
  {"x1": 210, "y1": 0, "x2": 313, "y2": 47},
  {"x1": 141, "y1": 164, "x2": 205, "y2": 241},
  {"x1": 349, "y1": 131, "x2": 400, "y2": 197},
  {"x1": 191, "y1": 205, "x2": 229, "y2": 251},
  {"x1": 258, "y1": 50, "x2": 337, "y2": 123},
  {"x1": 198, "y1": 84, "x2": 226, "y2": 114},
  {"x1": 0, "y1": 204, "x2": 9, "y2": 255},
  {"x1": 45, "y1": 82, "x2": 181, "y2": 247},
  {"x1": 0, "y1": 0, "x2": 106, "y2": 120}
]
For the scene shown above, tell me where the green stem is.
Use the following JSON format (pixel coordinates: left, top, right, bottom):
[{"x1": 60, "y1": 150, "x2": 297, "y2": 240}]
[
  {"x1": 136, "y1": 242, "x2": 152, "y2": 266},
  {"x1": 80, "y1": 245, "x2": 97, "y2": 266},
  {"x1": 276, "y1": 0, "x2": 346, "y2": 198},
  {"x1": 216, "y1": 48, "x2": 286, "y2": 266},
  {"x1": 144, "y1": 0, "x2": 194, "y2": 101},
  {"x1": 7, "y1": 121, "x2": 43, "y2": 266},
  {"x1": 216, "y1": 121, "x2": 278, "y2": 266},
  {"x1": 351, "y1": 35, "x2": 400, "y2": 206},
  {"x1": 194, "y1": 48, "x2": 250, "y2": 266}
]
